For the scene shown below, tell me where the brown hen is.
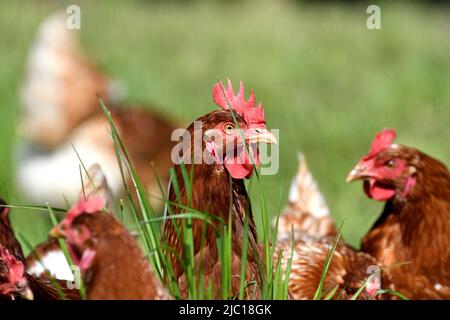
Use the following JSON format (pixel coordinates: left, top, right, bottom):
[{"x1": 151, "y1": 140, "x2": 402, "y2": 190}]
[
  {"x1": 163, "y1": 80, "x2": 277, "y2": 299},
  {"x1": 347, "y1": 128, "x2": 450, "y2": 299},
  {"x1": 51, "y1": 196, "x2": 170, "y2": 300}
]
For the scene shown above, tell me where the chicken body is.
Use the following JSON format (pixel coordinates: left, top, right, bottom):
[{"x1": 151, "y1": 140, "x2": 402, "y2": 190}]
[
  {"x1": 84, "y1": 214, "x2": 170, "y2": 300},
  {"x1": 275, "y1": 154, "x2": 396, "y2": 300},
  {"x1": 275, "y1": 153, "x2": 336, "y2": 243},
  {"x1": 276, "y1": 239, "x2": 394, "y2": 300},
  {"x1": 163, "y1": 111, "x2": 263, "y2": 299},
  {"x1": 17, "y1": 106, "x2": 176, "y2": 208},
  {"x1": 20, "y1": 13, "x2": 123, "y2": 148}
]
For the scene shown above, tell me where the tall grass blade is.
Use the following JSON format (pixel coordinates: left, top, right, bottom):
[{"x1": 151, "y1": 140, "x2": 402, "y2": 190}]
[{"x1": 313, "y1": 220, "x2": 344, "y2": 300}]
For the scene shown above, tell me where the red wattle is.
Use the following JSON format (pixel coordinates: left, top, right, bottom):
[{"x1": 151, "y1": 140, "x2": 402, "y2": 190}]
[
  {"x1": 224, "y1": 143, "x2": 259, "y2": 179},
  {"x1": 364, "y1": 179, "x2": 396, "y2": 201},
  {"x1": 225, "y1": 162, "x2": 253, "y2": 179}
]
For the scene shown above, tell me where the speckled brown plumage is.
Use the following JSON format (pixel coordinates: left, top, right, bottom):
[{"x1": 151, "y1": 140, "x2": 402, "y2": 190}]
[
  {"x1": 277, "y1": 239, "x2": 396, "y2": 300},
  {"x1": 276, "y1": 208, "x2": 337, "y2": 243},
  {"x1": 275, "y1": 153, "x2": 336, "y2": 243},
  {"x1": 26, "y1": 275, "x2": 81, "y2": 300},
  {"x1": 20, "y1": 13, "x2": 115, "y2": 149},
  {"x1": 274, "y1": 154, "x2": 398, "y2": 300},
  {"x1": 361, "y1": 147, "x2": 450, "y2": 299}
]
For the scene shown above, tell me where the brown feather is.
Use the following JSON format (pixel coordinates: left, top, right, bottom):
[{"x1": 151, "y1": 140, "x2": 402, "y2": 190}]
[
  {"x1": 275, "y1": 155, "x2": 397, "y2": 300},
  {"x1": 277, "y1": 239, "x2": 396, "y2": 300},
  {"x1": 26, "y1": 275, "x2": 81, "y2": 300}
]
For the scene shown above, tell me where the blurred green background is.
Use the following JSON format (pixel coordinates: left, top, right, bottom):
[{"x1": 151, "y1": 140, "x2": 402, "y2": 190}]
[{"x1": 0, "y1": 0, "x2": 449, "y2": 252}]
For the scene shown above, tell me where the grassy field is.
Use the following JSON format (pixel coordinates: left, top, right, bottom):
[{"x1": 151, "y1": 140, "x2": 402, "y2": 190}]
[{"x1": 0, "y1": 0, "x2": 449, "y2": 251}]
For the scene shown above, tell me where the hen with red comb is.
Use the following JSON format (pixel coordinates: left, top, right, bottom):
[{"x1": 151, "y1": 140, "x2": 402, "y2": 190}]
[
  {"x1": 347, "y1": 129, "x2": 450, "y2": 299},
  {"x1": 163, "y1": 79, "x2": 277, "y2": 298},
  {"x1": 50, "y1": 173, "x2": 169, "y2": 299}
]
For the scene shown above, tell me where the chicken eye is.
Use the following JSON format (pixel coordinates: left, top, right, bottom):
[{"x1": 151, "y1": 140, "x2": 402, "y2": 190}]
[
  {"x1": 73, "y1": 226, "x2": 83, "y2": 236},
  {"x1": 385, "y1": 160, "x2": 396, "y2": 169},
  {"x1": 223, "y1": 123, "x2": 235, "y2": 134}
]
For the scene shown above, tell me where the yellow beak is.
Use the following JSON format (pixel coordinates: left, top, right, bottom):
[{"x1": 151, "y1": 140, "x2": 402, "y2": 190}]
[
  {"x1": 246, "y1": 128, "x2": 277, "y2": 144},
  {"x1": 346, "y1": 163, "x2": 369, "y2": 183},
  {"x1": 21, "y1": 287, "x2": 34, "y2": 300},
  {"x1": 49, "y1": 224, "x2": 64, "y2": 238}
]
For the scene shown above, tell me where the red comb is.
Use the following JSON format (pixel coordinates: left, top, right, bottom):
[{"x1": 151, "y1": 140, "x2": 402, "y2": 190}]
[
  {"x1": 365, "y1": 128, "x2": 397, "y2": 159},
  {"x1": 64, "y1": 195, "x2": 105, "y2": 225},
  {"x1": 0, "y1": 246, "x2": 24, "y2": 283},
  {"x1": 212, "y1": 79, "x2": 266, "y2": 126}
]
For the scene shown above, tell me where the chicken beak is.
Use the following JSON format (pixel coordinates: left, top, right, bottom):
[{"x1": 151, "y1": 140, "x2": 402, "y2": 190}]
[
  {"x1": 21, "y1": 286, "x2": 34, "y2": 300},
  {"x1": 346, "y1": 163, "x2": 368, "y2": 183},
  {"x1": 49, "y1": 224, "x2": 65, "y2": 238},
  {"x1": 246, "y1": 128, "x2": 277, "y2": 145},
  {"x1": 16, "y1": 279, "x2": 34, "y2": 300}
]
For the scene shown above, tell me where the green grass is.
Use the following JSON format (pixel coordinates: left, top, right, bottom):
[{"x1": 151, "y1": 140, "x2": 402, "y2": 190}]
[{"x1": 1, "y1": 0, "x2": 450, "y2": 252}]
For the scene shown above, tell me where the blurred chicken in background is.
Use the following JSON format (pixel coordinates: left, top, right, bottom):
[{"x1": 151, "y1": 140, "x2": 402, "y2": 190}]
[
  {"x1": 20, "y1": 12, "x2": 125, "y2": 149},
  {"x1": 17, "y1": 12, "x2": 177, "y2": 208},
  {"x1": 275, "y1": 153, "x2": 336, "y2": 242}
]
